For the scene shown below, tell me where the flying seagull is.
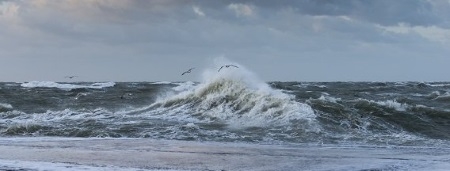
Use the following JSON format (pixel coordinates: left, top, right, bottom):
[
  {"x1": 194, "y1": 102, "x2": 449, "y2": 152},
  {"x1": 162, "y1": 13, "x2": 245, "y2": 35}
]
[
  {"x1": 218, "y1": 65, "x2": 239, "y2": 72},
  {"x1": 65, "y1": 76, "x2": 78, "y2": 79},
  {"x1": 182, "y1": 68, "x2": 195, "y2": 75}
]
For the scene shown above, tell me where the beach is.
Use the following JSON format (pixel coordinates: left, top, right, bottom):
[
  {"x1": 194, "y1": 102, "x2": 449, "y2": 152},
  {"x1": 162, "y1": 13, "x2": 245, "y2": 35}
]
[{"x1": 0, "y1": 137, "x2": 449, "y2": 171}]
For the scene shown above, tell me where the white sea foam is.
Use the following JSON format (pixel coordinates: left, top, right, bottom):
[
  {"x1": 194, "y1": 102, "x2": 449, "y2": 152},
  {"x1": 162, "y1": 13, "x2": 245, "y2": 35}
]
[
  {"x1": 428, "y1": 83, "x2": 450, "y2": 87},
  {"x1": 1, "y1": 108, "x2": 113, "y2": 131},
  {"x1": 369, "y1": 100, "x2": 410, "y2": 111},
  {"x1": 0, "y1": 159, "x2": 175, "y2": 171},
  {"x1": 431, "y1": 91, "x2": 441, "y2": 96},
  {"x1": 172, "y1": 81, "x2": 196, "y2": 91},
  {"x1": 149, "y1": 57, "x2": 317, "y2": 129},
  {"x1": 0, "y1": 103, "x2": 13, "y2": 109},
  {"x1": 20, "y1": 81, "x2": 115, "y2": 90},
  {"x1": 318, "y1": 94, "x2": 341, "y2": 103},
  {"x1": 433, "y1": 92, "x2": 450, "y2": 101},
  {"x1": 294, "y1": 83, "x2": 309, "y2": 88},
  {"x1": 150, "y1": 81, "x2": 172, "y2": 84},
  {"x1": 375, "y1": 99, "x2": 409, "y2": 111},
  {"x1": 353, "y1": 99, "x2": 410, "y2": 112}
]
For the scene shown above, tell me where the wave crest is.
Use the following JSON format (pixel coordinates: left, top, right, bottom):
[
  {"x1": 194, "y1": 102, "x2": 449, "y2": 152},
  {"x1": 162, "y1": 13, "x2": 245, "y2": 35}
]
[
  {"x1": 20, "y1": 81, "x2": 115, "y2": 90},
  {"x1": 152, "y1": 64, "x2": 316, "y2": 128},
  {"x1": 0, "y1": 103, "x2": 13, "y2": 112}
]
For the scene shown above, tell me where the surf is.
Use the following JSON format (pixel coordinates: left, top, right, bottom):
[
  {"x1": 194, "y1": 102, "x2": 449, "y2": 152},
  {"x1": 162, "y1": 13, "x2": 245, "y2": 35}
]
[
  {"x1": 147, "y1": 58, "x2": 317, "y2": 129},
  {"x1": 20, "y1": 81, "x2": 115, "y2": 90}
]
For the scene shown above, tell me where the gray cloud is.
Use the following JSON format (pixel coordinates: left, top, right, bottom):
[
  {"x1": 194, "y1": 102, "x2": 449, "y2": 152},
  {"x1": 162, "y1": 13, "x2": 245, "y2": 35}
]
[
  {"x1": 1, "y1": 0, "x2": 450, "y2": 82},
  {"x1": 223, "y1": 0, "x2": 441, "y2": 26}
]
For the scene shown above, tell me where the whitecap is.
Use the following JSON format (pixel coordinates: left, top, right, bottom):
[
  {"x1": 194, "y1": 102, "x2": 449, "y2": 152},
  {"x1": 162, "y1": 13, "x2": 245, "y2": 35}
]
[
  {"x1": 20, "y1": 81, "x2": 115, "y2": 90},
  {"x1": 0, "y1": 103, "x2": 13, "y2": 109},
  {"x1": 318, "y1": 95, "x2": 341, "y2": 103},
  {"x1": 433, "y1": 92, "x2": 450, "y2": 101},
  {"x1": 150, "y1": 81, "x2": 172, "y2": 85},
  {"x1": 374, "y1": 99, "x2": 409, "y2": 111}
]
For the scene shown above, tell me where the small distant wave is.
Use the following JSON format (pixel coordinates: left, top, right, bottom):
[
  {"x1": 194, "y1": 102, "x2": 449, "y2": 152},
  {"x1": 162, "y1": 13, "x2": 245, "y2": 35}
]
[
  {"x1": 427, "y1": 83, "x2": 450, "y2": 87},
  {"x1": 0, "y1": 103, "x2": 13, "y2": 112},
  {"x1": 294, "y1": 83, "x2": 327, "y2": 89},
  {"x1": 150, "y1": 81, "x2": 172, "y2": 85},
  {"x1": 373, "y1": 99, "x2": 409, "y2": 111},
  {"x1": 318, "y1": 94, "x2": 341, "y2": 103},
  {"x1": 20, "y1": 81, "x2": 115, "y2": 90},
  {"x1": 432, "y1": 92, "x2": 450, "y2": 102},
  {"x1": 0, "y1": 103, "x2": 12, "y2": 109},
  {"x1": 314, "y1": 95, "x2": 410, "y2": 112}
]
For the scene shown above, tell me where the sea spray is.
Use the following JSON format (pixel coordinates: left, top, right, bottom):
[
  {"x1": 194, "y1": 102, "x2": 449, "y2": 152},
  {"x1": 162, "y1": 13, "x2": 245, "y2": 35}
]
[{"x1": 150, "y1": 58, "x2": 317, "y2": 129}]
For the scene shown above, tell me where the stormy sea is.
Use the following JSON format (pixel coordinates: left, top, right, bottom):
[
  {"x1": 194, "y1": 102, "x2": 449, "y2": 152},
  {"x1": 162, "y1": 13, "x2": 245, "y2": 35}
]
[{"x1": 1, "y1": 65, "x2": 449, "y2": 170}]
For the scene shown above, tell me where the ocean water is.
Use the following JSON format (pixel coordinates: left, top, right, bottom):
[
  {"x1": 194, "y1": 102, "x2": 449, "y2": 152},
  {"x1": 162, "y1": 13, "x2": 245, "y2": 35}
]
[
  {"x1": 1, "y1": 70, "x2": 449, "y2": 147},
  {"x1": 1, "y1": 64, "x2": 450, "y2": 170}
]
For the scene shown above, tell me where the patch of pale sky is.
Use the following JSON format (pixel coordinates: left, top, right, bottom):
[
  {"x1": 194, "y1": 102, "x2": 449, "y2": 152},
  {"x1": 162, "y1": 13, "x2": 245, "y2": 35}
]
[
  {"x1": 0, "y1": 1, "x2": 19, "y2": 20},
  {"x1": 227, "y1": 3, "x2": 254, "y2": 17},
  {"x1": 311, "y1": 15, "x2": 355, "y2": 32},
  {"x1": 192, "y1": 6, "x2": 205, "y2": 17},
  {"x1": 379, "y1": 23, "x2": 450, "y2": 44}
]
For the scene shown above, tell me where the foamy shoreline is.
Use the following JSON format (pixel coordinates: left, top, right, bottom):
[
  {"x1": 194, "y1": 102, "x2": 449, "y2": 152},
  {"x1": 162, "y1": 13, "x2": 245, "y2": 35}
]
[{"x1": 0, "y1": 137, "x2": 449, "y2": 171}]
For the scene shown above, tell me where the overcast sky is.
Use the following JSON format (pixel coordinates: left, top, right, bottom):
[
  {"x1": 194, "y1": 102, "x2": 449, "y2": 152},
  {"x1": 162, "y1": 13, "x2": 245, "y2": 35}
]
[{"x1": 1, "y1": 0, "x2": 449, "y2": 82}]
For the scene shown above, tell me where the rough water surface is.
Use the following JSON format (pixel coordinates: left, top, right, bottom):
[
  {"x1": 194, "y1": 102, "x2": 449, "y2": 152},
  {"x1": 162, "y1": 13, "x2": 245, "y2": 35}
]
[{"x1": 1, "y1": 63, "x2": 449, "y2": 170}]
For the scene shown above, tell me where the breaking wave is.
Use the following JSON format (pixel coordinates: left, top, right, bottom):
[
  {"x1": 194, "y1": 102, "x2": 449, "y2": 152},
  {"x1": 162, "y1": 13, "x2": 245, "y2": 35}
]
[
  {"x1": 147, "y1": 59, "x2": 317, "y2": 129},
  {"x1": 0, "y1": 103, "x2": 13, "y2": 112},
  {"x1": 21, "y1": 81, "x2": 115, "y2": 90}
]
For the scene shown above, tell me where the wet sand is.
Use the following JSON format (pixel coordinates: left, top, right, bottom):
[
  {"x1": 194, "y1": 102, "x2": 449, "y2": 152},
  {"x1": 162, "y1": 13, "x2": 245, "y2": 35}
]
[{"x1": 0, "y1": 137, "x2": 449, "y2": 171}]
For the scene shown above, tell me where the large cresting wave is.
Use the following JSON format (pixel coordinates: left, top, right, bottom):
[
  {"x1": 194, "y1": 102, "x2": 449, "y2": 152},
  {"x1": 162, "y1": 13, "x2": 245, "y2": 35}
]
[{"x1": 146, "y1": 58, "x2": 317, "y2": 129}]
